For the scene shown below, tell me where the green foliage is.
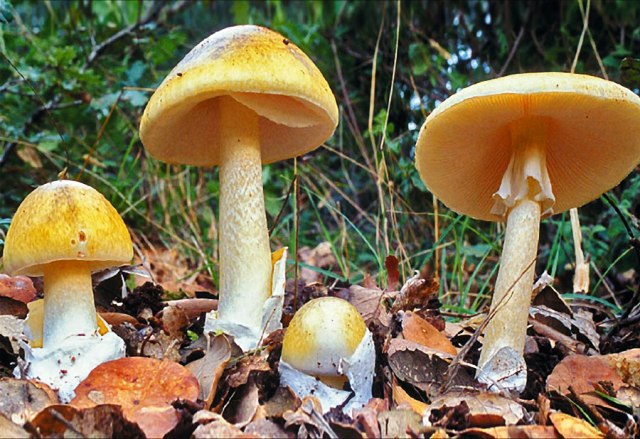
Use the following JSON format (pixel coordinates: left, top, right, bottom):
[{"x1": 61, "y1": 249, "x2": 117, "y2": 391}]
[{"x1": 1, "y1": 0, "x2": 640, "y2": 315}]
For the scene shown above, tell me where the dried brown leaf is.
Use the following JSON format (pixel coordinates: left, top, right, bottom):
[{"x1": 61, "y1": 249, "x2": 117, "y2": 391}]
[
  {"x1": 226, "y1": 354, "x2": 272, "y2": 389},
  {"x1": 28, "y1": 404, "x2": 145, "y2": 438},
  {"x1": 549, "y1": 412, "x2": 603, "y2": 438},
  {"x1": 0, "y1": 274, "x2": 36, "y2": 304},
  {"x1": 427, "y1": 391, "x2": 525, "y2": 427},
  {"x1": 391, "y1": 377, "x2": 428, "y2": 415},
  {"x1": 298, "y1": 242, "x2": 338, "y2": 285},
  {"x1": 377, "y1": 409, "x2": 422, "y2": 438},
  {"x1": 187, "y1": 335, "x2": 232, "y2": 409},
  {"x1": 244, "y1": 418, "x2": 293, "y2": 438},
  {"x1": 385, "y1": 255, "x2": 400, "y2": 291},
  {"x1": 391, "y1": 273, "x2": 439, "y2": 313},
  {"x1": 402, "y1": 311, "x2": 457, "y2": 356},
  {"x1": 461, "y1": 425, "x2": 560, "y2": 438},
  {"x1": 0, "y1": 378, "x2": 58, "y2": 425},
  {"x1": 387, "y1": 338, "x2": 454, "y2": 394}
]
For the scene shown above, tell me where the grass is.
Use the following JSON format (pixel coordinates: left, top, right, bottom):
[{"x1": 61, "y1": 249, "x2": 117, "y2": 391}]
[{"x1": 1, "y1": 0, "x2": 639, "y2": 323}]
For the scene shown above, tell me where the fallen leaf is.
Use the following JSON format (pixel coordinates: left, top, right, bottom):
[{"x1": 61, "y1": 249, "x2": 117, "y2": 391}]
[
  {"x1": 392, "y1": 272, "x2": 439, "y2": 313},
  {"x1": 348, "y1": 284, "x2": 392, "y2": 327},
  {"x1": 549, "y1": 412, "x2": 603, "y2": 438},
  {"x1": 0, "y1": 413, "x2": 29, "y2": 438},
  {"x1": 28, "y1": 404, "x2": 145, "y2": 438},
  {"x1": 225, "y1": 354, "x2": 272, "y2": 389},
  {"x1": 402, "y1": 311, "x2": 457, "y2": 356},
  {"x1": 427, "y1": 391, "x2": 526, "y2": 427},
  {"x1": 546, "y1": 354, "x2": 624, "y2": 399},
  {"x1": 187, "y1": 335, "x2": 232, "y2": 409},
  {"x1": 261, "y1": 386, "x2": 300, "y2": 419},
  {"x1": 385, "y1": 255, "x2": 400, "y2": 290},
  {"x1": 391, "y1": 377, "x2": 428, "y2": 415},
  {"x1": 377, "y1": 409, "x2": 423, "y2": 438},
  {"x1": 244, "y1": 418, "x2": 293, "y2": 438},
  {"x1": 0, "y1": 378, "x2": 58, "y2": 425},
  {"x1": 0, "y1": 274, "x2": 36, "y2": 304},
  {"x1": 461, "y1": 425, "x2": 560, "y2": 438},
  {"x1": 387, "y1": 338, "x2": 455, "y2": 395},
  {"x1": 354, "y1": 398, "x2": 387, "y2": 438},
  {"x1": 297, "y1": 242, "x2": 338, "y2": 285},
  {"x1": 71, "y1": 357, "x2": 199, "y2": 438},
  {"x1": 224, "y1": 378, "x2": 261, "y2": 427}
]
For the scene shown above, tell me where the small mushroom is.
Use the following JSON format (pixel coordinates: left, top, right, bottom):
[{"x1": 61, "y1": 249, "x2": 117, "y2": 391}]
[
  {"x1": 139, "y1": 25, "x2": 338, "y2": 349},
  {"x1": 2, "y1": 180, "x2": 132, "y2": 400},
  {"x1": 415, "y1": 73, "x2": 640, "y2": 392},
  {"x1": 279, "y1": 297, "x2": 375, "y2": 413}
]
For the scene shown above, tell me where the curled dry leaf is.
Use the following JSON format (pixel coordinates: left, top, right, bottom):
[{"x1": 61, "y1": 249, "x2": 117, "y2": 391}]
[
  {"x1": 546, "y1": 354, "x2": 625, "y2": 406},
  {"x1": 0, "y1": 378, "x2": 58, "y2": 425},
  {"x1": 348, "y1": 284, "x2": 391, "y2": 328},
  {"x1": 225, "y1": 353, "x2": 272, "y2": 389},
  {"x1": 385, "y1": 255, "x2": 400, "y2": 291},
  {"x1": 377, "y1": 409, "x2": 423, "y2": 438},
  {"x1": 354, "y1": 398, "x2": 387, "y2": 438},
  {"x1": 387, "y1": 338, "x2": 454, "y2": 395},
  {"x1": 391, "y1": 272, "x2": 439, "y2": 313},
  {"x1": 224, "y1": 377, "x2": 261, "y2": 426},
  {"x1": 244, "y1": 418, "x2": 293, "y2": 438},
  {"x1": 186, "y1": 335, "x2": 232, "y2": 409},
  {"x1": 261, "y1": 386, "x2": 300, "y2": 418},
  {"x1": 0, "y1": 274, "x2": 37, "y2": 304},
  {"x1": 391, "y1": 377, "x2": 428, "y2": 416},
  {"x1": 71, "y1": 357, "x2": 199, "y2": 438},
  {"x1": 402, "y1": 311, "x2": 457, "y2": 356},
  {"x1": 28, "y1": 404, "x2": 145, "y2": 439},
  {"x1": 426, "y1": 391, "x2": 526, "y2": 427},
  {"x1": 460, "y1": 425, "x2": 560, "y2": 438},
  {"x1": 0, "y1": 413, "x2": 30, "y2": 438},
  {"x1": 549, "y1": 412, "x2": 604, "y2": 438}
]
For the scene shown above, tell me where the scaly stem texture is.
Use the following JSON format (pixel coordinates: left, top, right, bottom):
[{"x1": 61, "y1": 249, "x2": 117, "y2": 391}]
[
  {"x1": 218, "y1": 96, "x2": 272, "y2": 331},
  {"x1": 42, "y1": 260, "x2": 97, "y2": 347},
  {"x1": 478, "y1": 199, "x2": 540, "y2": 369}
]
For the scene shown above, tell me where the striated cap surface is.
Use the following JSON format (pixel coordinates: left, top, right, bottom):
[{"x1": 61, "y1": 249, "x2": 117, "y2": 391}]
[
  {"x1": 3, "y1": 180, "x2": 133, "y2": 276},
  {"x1": 140, "y1": 25, "x2": 338, "y2": 166},
  {"x1": 415, "y1": 72, "x2": 640, "y2": 221}
]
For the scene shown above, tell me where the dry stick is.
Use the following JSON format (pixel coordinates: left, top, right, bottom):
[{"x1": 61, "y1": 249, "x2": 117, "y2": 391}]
[
  {"x1": 567, "y1": 0, "x2": 593, "y2": 295},
  {"x1": 441, "y1": 257, "x2": 536, "y2": 393},
  {"x1": 293, "y1": 157, "x2": 301, "y2": 314}
]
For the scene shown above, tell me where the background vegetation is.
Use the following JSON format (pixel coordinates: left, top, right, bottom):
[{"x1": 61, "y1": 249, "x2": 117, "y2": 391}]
[{"x1": 1, "y1": 0, "x2": 640, "y2": 316}]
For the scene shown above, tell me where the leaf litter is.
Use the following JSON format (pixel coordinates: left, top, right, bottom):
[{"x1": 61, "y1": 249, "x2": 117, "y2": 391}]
[{"x1": 0, "y1": 245, "x2": 640, "y2": 437}]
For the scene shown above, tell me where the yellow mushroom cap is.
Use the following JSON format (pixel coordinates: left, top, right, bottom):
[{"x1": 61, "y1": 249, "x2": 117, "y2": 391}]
[
  {"x1": 415, "y1": 72, "x2": 640, "y2": 221},
  {"x1": 2, "y1": 180, "x2": 133, "y2": 276},
  {"x1": 139, "y1": 25, "x2": 339, "y2": 166},
  {"x1": 281, "y1": 297, "x2": 367, "y2": 376}
]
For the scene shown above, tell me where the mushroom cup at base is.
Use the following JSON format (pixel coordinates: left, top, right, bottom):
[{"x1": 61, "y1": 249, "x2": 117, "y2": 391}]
[
  {"x1": 204, "y1": 248, "x2": 287, "y2": 351},
  {"x1": 278, "y1": 328, "x2": 375, "y2": 415},
  {"x1": 15, "y1": 328, "x2": 125, "y2": 403}
]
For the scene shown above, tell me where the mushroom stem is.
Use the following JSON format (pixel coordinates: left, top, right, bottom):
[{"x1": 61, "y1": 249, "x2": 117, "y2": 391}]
[
  {"x1": 478, "y1": 198, "x2": 540, "y2": 370},
  {"x1": 217, "y1": 96, "x2": 272, "y2": 331},
  {"x1": 42, "y1": 260, "x2": 97, "y2": 347}
]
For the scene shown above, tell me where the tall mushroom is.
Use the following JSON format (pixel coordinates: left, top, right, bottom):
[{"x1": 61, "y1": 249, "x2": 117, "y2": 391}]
[
  {"x1": 139, "y1": 25, "x2": 338, "y2": 348},
  {"x1": 415, "y1": 73, "x2": 640, "y2": 392},
  {"x1": 2, "y1": 179, "x2": 132, "y2": 400}
]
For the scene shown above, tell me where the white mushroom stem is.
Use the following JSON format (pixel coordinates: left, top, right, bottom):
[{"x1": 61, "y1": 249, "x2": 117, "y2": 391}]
[
  {"x1": 42, "y1": 260, "x2": 98, "y2": 347},
  {"x1": 479, "y1": 117, "x2": 551, "y2": 374},
  {"x1": 478, "y1": 198, "x2": 540, "y2": 369},
  {"x1": 217, "y1": 96, "x2": 272, "y2": 331}
]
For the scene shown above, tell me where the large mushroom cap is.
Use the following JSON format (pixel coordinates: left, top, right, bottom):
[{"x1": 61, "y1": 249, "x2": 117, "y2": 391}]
[
  {"x1": 139, "y1": 25, "x2": 339, "y2": 166},
  {"x1": 2, "y1": 180, "x2": 133, "y2": 276},
  {"x1": 282, "y1": 297, "x2": 367, "y2": 376},
  {"x1": 415, "y1": 72, "x2": 640, "y2": 221}
]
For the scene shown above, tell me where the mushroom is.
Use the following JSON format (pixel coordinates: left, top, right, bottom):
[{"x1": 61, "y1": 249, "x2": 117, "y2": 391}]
[
  {"x1": 2, "y1": 179, "x2": 132, "y2": 400},
  {"x1": 139, "y1": 25, "x2": 338, "y2": 349},
  {"x1": 279, "y1": 297, "x2": 375, "y2": 412},
  {"x1": 415, "y1": 73, "x2": 640, "y2": 392}
]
